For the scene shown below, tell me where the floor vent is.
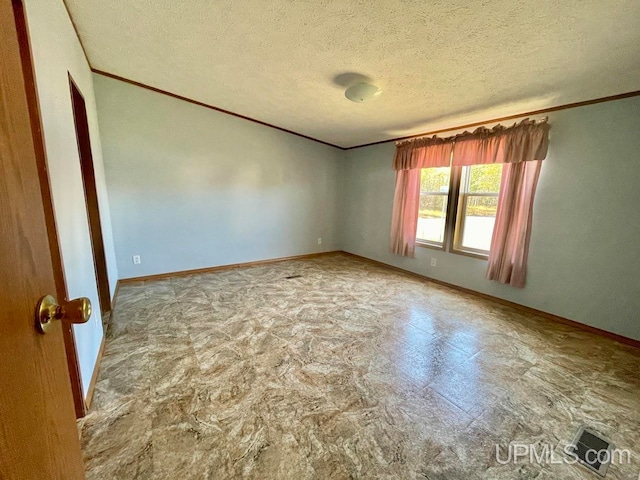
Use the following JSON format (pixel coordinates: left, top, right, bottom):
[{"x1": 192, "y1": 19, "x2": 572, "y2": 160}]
[
  {"x1": 567, "y1": 426, "x2": 614, "y2": 477},
  {"x1": 285, "y1": 275, "x2": 302, "y2": 279}
]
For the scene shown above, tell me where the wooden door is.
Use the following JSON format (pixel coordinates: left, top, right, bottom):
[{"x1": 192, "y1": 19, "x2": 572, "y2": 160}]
[{"x1": 0, "y1": 0, "x2": 86, "y2": 478}]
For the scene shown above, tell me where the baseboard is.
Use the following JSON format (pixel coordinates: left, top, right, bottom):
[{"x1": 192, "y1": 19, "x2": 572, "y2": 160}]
[
  {"x1": 119, "y1": 251, "x2": 341, "y2": 284},
  {"x1": 111, "y1": 280, "x2": 121, "y2": 311},
  {"x1": 84, "y1": 335, "x2": 106, "y2": 411},
  {"x1": 109, "y1": 248, "x2": 638, "y2": 348},
  {"x1": 340, "y1": 251, "x2": 640, "y2": 349}
]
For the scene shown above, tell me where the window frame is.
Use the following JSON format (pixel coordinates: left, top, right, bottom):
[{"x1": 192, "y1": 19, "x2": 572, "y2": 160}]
[
  {"x1": 416, "y1": 166, "x2": 459, "y2": 252},
  {"x1": 416, "y1": 165, "x2": 500, "y2": 260},
  {"x1": 415, "y1": 186, "x2": 450, "y2": 250}
]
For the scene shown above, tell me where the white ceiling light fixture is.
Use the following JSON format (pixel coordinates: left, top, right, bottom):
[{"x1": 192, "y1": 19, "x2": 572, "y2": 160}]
[{"x1": 345, "y1": 83, "x2": 382, "y2": 103}]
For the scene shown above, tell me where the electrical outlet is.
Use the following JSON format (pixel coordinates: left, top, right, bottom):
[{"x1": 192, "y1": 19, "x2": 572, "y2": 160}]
[
  {"x1": 430, "y1": 258, "x2": 437, "y2": 267},
  {"x1": 317, "y1": 237, "x2": 322, "y2": 245},
  {"x1": 132, "y1": 255, "x2": 141, "y2": 265}
]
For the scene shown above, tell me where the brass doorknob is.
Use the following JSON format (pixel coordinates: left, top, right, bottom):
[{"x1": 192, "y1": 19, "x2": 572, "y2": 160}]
[{"x1": 35, "y1": 295, "x2": 92, "y2": 334}]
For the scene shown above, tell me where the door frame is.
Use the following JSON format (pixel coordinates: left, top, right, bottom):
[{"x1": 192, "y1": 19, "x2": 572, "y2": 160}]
[
  {"x1": 68, "y1": 74, "x2": 111, "y2": 318},
  {"x1": 13, "y1": 0, "x2": 87, "y2": 418},
  {"x1": 2, "y1": 0, "x2": 86, "y2": 474}
]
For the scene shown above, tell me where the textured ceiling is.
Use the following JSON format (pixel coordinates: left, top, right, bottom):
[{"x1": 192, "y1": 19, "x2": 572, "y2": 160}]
[{"x1": 65, "y1": 0, "x2": 640, "y2": 148}]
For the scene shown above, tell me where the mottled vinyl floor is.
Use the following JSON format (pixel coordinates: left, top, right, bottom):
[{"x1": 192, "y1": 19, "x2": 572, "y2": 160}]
[{"x1": 79, "y1": 254, "x2": 640, "y2": 479}]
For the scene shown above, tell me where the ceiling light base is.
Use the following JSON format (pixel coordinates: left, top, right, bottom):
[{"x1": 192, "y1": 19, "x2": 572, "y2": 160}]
[{"x1": 345, "y1": 83, "x2": 381, "y2": 103}]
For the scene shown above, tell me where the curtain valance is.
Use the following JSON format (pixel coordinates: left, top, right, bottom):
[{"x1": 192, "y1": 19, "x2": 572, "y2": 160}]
[
  {"x1": 392, "y1": 118, "x2": 549, "y2": 170},
  {"x1": 393, "y1": 136, "x2": 452, "y2": 170}
]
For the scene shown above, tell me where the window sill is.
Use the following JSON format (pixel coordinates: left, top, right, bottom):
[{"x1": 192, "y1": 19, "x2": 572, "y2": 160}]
[
  {"x1": 416, "y1": 241, "x2": 489, "y2": 260},
  {"x1": 416, "y1": 241, "x2": 444, "y2": 251},
  {"x1": 450, "y1": 248, "x2": 489, "y2": 260}
]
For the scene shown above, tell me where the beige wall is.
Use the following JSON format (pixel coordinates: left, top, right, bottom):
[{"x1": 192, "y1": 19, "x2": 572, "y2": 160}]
[
  {"x1": 93, "y1": 74, "x2": 342, "y2": 279},
  {"x1": 95, "y1": 68, "x2": 640, "y2": 341},
  {"x1": 340, "y1": 96, "x2": 640, "y2": 341},
  {"x1": 29, "y1": 0, "x2": 639, "y2": 346},
  {"x1": 25, "y1": 0, "x2": 118, "y2": 393}
]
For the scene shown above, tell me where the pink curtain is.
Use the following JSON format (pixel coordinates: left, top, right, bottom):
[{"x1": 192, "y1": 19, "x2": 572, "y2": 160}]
[
  {"x1": 394, "y1": 136, "x2": 453, "y2": 170},
  {"x1": 390, "y1": 137, "x2": 452, "y2": 257},
  {"x1": 452, "y1": 119, "x2": 549, "y2": 287},
  {"x1": 486, "y1": 160, "x2": 542, "y2": 287},
  {"x1": 390, "y1": 169, "x2": 421, "y2": 257},
  {"x1": 452, "y1": 130, "x2": 505, "y2": 165},
  {"x1": 452, "y1": 119, "x2": 549, "y2": 166},
  {"x1": 390, "y1": 117, "x2": 549, "y2": 281}
]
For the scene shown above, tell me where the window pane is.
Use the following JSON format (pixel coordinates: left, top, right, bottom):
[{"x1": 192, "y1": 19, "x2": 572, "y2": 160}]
[
  {"x1": 468, "y1": 164, "x2": 502, "y2": 193},
  {"x1": 420, "y1": 167, "x2": 450, "y2": 193},
  {"x1": 417, "y1": 168, "x2": 451, "y2": 245},
  {"x1": 417, "y1": 194, "x2": 447, "y2": 244},
  {"x1": 456, "y1": 164, "x2": 503, "y2": 253},
  {"x1": 460, "y1": 195, "x2": 498, "y2": 251}
]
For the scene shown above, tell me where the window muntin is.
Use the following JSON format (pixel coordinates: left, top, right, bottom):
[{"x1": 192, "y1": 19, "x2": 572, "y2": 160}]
[{"x1": 416, "y1": 167, "x2": 451, "y2": 246}]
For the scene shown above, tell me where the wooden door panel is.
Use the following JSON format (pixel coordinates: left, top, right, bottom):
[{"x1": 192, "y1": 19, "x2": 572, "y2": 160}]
[{"x1": 0, "y1": 0, "x2": 86, "y2": 478}]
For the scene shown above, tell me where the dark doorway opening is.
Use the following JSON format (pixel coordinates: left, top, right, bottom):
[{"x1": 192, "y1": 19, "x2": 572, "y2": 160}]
[{"x1": 68, "y1": 75, "x2": 111, "y2": 318}]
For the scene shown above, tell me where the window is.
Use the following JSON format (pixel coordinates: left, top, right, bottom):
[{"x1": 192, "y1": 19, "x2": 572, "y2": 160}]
[
  {"x1": 454, "y1": 164, "x2": 503, "y2": 254},
  {"x1": 417, "y1": 167, "x2": 450, "y2": 246},
  {"x1": 416, "y1": 164, "x2": 503, "y2": 257}
]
